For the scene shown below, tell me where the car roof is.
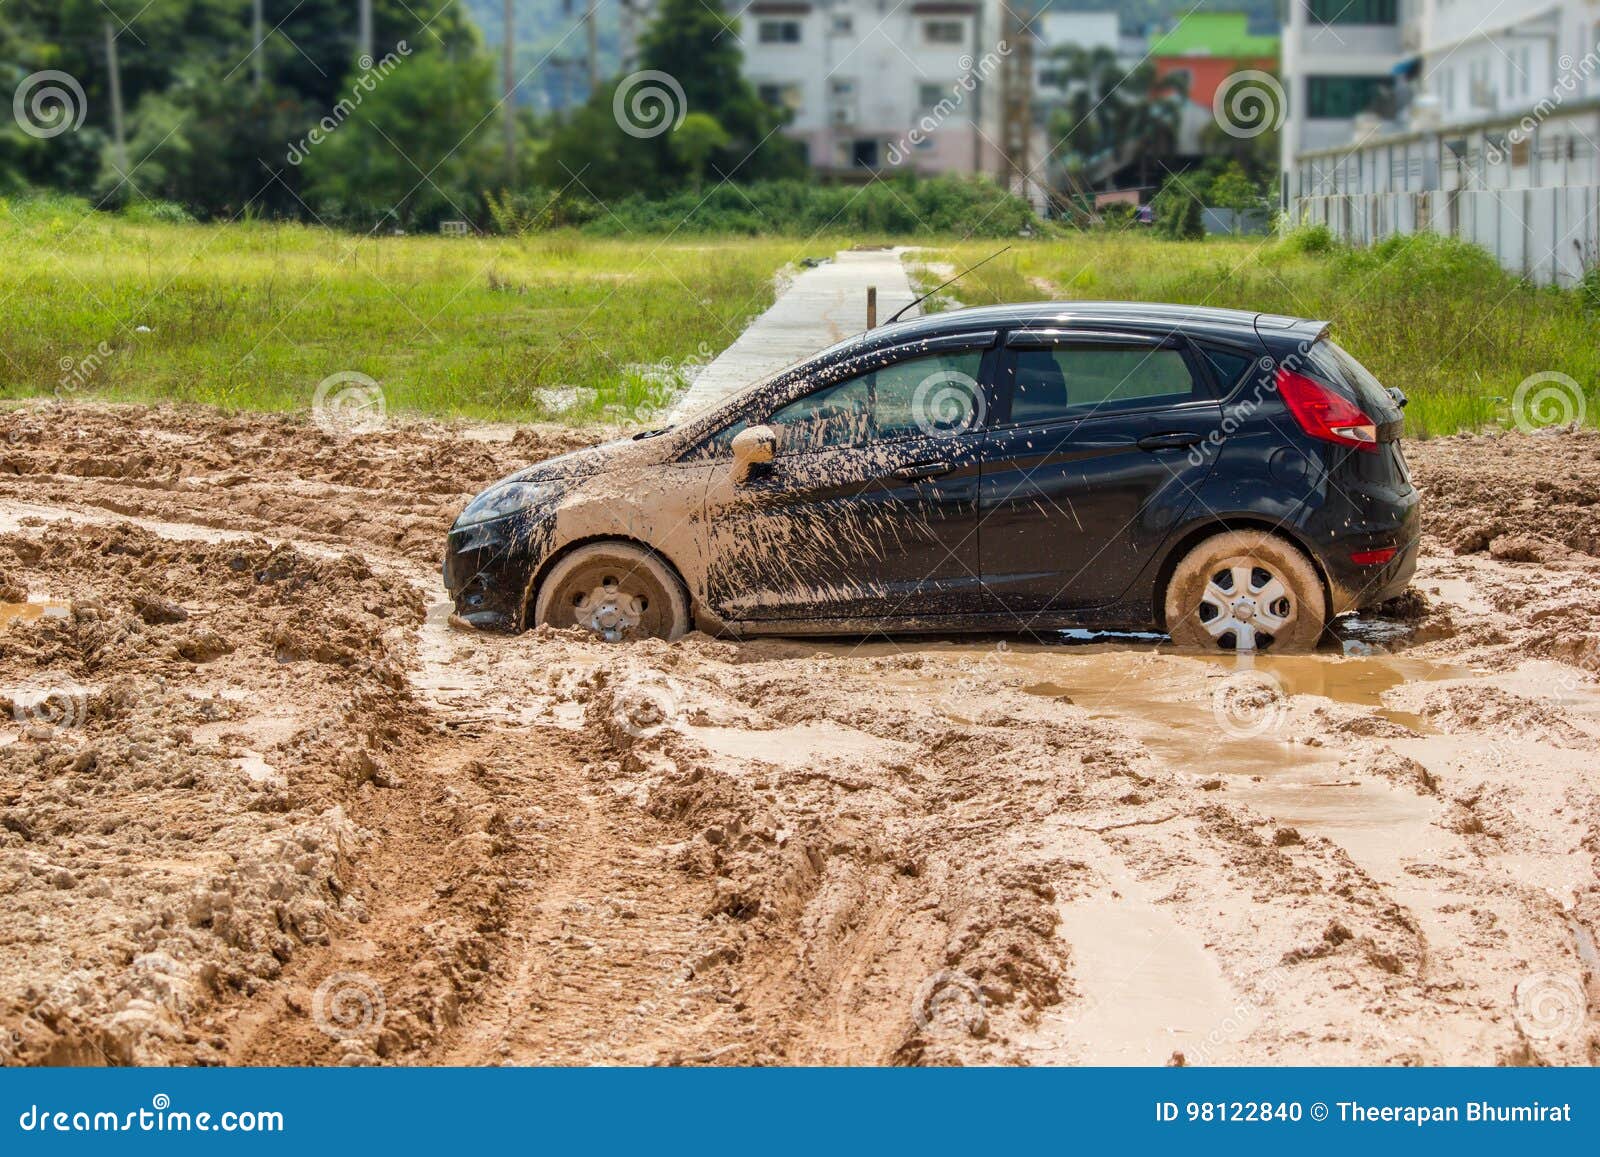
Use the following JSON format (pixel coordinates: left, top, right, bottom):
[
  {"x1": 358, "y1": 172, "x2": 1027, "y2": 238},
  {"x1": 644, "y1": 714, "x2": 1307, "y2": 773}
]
[
  {"x1": 813, "y1": 300, "x2": 1323, "y2": 361},
  {"x1": 669, "y1": 300, "x2": 1327, "y2": 444}
]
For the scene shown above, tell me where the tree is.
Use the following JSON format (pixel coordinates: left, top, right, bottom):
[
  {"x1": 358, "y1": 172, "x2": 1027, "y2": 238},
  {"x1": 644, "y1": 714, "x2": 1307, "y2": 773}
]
[
  {"x1": 299, "y1": 50, "x2": 499, "y2": 230},
  {"x1": 1044, "y1": 47, "x2": 1189, "y2": 191},
  {"x1": 535, "y1": 0, "x2": 802, "y2": 198},
  {"x1": 670, "y1": 113, "x2": 729, "y2": 190},
  {"x1": 1206, "y1": 161, "x2": 1266, "y2": 232},
  {"x1": 1150, "y1": 173, "x2": 1204, "y2": 240},
  {"x1": 0, "y1": 0, "x2": 486, "y2": 215}
]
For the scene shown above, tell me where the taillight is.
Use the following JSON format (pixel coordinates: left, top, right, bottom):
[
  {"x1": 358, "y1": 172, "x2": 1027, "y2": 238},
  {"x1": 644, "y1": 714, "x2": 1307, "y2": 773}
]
[
  {"x1": 1350, "y1": 547, "x2": 1398, "y2": 566},
  {"x1": 1275, "y1": 368, "x2": 1378, "y2": 452}
]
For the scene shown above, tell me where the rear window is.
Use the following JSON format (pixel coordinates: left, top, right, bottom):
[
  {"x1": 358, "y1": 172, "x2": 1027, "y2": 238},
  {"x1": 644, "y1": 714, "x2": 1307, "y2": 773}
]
[{"x1": 1306, "y1": 340, "x2": 1402, "y2": 424}]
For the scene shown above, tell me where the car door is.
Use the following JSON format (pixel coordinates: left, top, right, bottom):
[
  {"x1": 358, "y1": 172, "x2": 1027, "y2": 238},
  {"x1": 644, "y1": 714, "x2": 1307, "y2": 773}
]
[
  {"x1": 699, "y1": 334, "x2": 998, "y2": 623},
  {"x1": 978, "y1": 329, "x2": 1224, "y2": 615}
]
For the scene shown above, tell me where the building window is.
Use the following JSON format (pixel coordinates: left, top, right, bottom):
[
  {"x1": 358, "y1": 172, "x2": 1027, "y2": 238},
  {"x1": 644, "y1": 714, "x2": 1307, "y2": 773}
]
[
  {"x1": 1306, "y1": 75, "x2": 1395, "y2": 119},
  {"x1": 852, "y1": 139, "x2": 880, "y2": 168},
  {"x1": 757, "y1": 82, "x2": 803, "y2": 112},
  {"x1": 758, "y1": 19, "x2": 802, "y2": 44},
  {"x1": 917, "y1": 83, "x2": 948, "y2": 109},
  {"x1": 830, "y1": 13, "x2": 853, "y2": 35},
  {"x1": 923, "y1": 20, "x2": 965, "y2": 45},
  {"x1": 1309, "y1": 0, "x2": 1396, "y2": 24}
]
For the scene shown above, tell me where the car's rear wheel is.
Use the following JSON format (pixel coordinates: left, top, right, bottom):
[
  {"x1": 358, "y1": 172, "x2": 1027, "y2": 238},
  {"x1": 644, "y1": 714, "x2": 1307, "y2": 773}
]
[
  {"x1": 1164, "y1": 530, "x2": 1326, "y2": 652},
  {"x1": 532, "y1": 542, "x2": 690, "y2": 642}
]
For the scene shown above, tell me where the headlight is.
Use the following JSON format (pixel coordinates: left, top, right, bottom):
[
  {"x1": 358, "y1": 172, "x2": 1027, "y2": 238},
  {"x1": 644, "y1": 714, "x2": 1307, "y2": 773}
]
[{"x1": 453, "y1": 481, "x2": 553, "y2": 529}]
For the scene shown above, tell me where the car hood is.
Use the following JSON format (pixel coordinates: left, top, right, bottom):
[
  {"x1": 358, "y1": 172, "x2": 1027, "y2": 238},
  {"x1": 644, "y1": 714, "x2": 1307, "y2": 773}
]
[{"x1": 504, "y1": 430, "x2": 680, "y2": 485}]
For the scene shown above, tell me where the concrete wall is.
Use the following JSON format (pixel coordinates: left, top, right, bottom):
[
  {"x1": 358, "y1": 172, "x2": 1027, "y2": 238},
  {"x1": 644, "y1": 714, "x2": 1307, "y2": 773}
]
[
  {"x1": 1289, "y1": 101, "x2": 1600, "y2": 285},
  {"x1": 1292, "y1": 184, "x2": 1599, "y2": 285}
]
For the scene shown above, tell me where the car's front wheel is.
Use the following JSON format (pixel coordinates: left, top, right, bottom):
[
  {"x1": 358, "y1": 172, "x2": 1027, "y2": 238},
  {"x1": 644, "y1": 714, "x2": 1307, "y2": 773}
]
[
  {"x1": 532, "y1": 542, "x2": 690, "y2": 642},
  {"x1": 1163, "y1": 530, "x2": 1326, "y2": 652}
]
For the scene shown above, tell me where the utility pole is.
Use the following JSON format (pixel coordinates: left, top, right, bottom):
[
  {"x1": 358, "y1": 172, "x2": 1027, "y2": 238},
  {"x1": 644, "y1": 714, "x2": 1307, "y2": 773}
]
[
  {"x1": 358, "y1": 0, "x2": 373, "y2": 63},
  {"x1": 503, "y1": 0, "x2": 517, "y2": 186},
  {"x1": 104, "y1": 21, "x2": 128, "y2": 177},
  {"x1": 585, "y1": 2, "x2": 599, "y2": 91},
  {"x1": 998, "y1": 2, "x2": 1036, "y2": 205},
  {"x1": 252, "y1": 0, "x2": 264, "y2": 93}
]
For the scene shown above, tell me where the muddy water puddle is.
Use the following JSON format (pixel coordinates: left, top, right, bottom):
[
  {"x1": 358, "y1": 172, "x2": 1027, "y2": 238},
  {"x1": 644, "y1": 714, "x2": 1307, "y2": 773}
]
[{"x1": 0, "y1": 599, "x2": 71, "y2": 629}]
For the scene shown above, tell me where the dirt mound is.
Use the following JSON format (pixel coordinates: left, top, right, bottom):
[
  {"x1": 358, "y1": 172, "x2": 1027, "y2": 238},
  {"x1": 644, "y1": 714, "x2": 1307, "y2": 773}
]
[
  {"x1": 2, "y1": 406, "x2": 1596, "y2": 1068},
  {"x1": 1408, "y1": 428, "x2": 1600, "y2": 559},
  {"x1": 0, "y1": 402, "x2": 594, "y2": 566},
  {"x1": 0, "y1": 519, "x2": 424, "y2": 1065}
]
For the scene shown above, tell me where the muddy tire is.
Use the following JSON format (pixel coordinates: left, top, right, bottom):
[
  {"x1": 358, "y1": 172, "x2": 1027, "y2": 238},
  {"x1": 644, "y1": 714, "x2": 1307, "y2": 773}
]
[
  {"x1": 533, "y1": 542, "x2": 690, "y2": 642},
  {"x1": 1163, "y1": 530, "x2": 1326, "y2": 652}
]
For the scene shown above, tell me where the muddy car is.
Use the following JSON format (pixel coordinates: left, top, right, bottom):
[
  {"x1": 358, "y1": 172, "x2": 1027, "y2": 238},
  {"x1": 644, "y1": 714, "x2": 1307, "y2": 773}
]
[{"x1": 444, "y1": 302, "x2": 1419, "y2": 651}]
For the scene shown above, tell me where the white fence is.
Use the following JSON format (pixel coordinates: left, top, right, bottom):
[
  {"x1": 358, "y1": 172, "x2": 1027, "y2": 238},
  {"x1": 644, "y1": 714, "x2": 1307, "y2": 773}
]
[{"x1": 1287, "y1": 100, "x2": 1600, "y2": 286}]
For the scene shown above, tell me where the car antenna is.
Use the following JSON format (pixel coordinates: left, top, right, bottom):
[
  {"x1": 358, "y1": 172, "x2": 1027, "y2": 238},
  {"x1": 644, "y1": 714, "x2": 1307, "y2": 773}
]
[{"x1": 883, "y1": 245, "x2": 1012, "y2": 327}]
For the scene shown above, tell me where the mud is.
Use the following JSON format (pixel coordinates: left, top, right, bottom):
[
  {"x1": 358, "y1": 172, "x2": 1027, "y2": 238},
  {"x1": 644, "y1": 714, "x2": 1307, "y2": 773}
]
[{"x1": 0, "y1": 401, "x2": 1595, "y2": 1066}]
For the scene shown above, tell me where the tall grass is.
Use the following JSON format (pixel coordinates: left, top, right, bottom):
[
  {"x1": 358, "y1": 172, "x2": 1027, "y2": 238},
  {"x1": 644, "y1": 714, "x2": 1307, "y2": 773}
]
[
  {"x1": 921, "y1": 228, "x2": 1599, "y2": 438},
  {"x1": 6, "y1": 193, "x2": 1593, "y2": 437},
  {"x1": 0, "y1": 195, "x2": 809, "y2": 424}
]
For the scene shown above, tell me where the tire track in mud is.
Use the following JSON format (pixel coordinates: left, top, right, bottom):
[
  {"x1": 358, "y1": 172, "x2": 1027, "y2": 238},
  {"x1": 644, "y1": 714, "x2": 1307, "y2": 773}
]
[{"x1": 2, "y1": 404, "x2": 1597, "y2": 1067}]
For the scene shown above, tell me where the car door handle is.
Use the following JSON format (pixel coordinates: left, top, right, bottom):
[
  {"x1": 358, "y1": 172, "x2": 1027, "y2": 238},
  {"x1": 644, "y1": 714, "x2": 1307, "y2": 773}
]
[
  {"x1": 1136, "y1": 432, "x2": 1203, "y2": 451},
  {"x1": 892, "y1": 460, "x2": 953, "y2": 481}
]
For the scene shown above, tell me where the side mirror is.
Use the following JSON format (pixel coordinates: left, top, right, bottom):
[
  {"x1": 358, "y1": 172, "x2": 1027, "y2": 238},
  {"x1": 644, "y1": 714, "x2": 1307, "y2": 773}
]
[{"x1": 730, "y1": 424, "x2": 777, "y2": 484}]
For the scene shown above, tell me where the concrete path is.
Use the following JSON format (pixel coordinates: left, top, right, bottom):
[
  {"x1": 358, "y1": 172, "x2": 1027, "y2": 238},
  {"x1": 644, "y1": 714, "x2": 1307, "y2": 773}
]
[{"x1": 670, "y1": 247, "x2": 922, "y2": 419}]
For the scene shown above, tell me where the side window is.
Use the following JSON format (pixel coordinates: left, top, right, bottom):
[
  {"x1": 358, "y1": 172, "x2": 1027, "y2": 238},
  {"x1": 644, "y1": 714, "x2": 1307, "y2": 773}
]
[
  {"x1": 1007, "y1": 344, "x2": 1197, "y2": 423},
  {"x1": 701, "y1": 417, "x2": 750, "y2": 458},
  {"x1": 768, "y1": 377, "x2": 871, "y2": 454},
  {"x1": 1197, "y1": 346, "x2": 1255, "y2": 395},
  {"x1": 767, "y1": 350, "x2": 984, "y2": 453}
]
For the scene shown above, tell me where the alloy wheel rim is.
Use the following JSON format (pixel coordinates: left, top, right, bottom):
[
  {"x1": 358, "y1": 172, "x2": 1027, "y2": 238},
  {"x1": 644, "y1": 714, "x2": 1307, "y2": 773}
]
[
  {"x1": 569, "y1": 576, "x2": 650, "y2": 642},
  {"x1": 1194, "y1": 562, "x2": 1295, "y2": 653}
]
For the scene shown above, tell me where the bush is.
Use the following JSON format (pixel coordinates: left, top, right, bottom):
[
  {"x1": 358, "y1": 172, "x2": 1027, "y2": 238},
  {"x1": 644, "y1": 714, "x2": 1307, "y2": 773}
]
[
  {"x1": 121, "y1": 199, "x2": 194, "y2": 225},
  {"x1": 573, "y1": 175, "x2": 1037, "y2": 238},
  {"x1": 1095, "y1": 201, "x2": 1138, "y2": 229},
  {"x1": 1279, "y1": 222, "x2": 1335, "y2": 254},
  {"x1": 1580, "y1": 266, "x2": 1600, "y2": 311},
  {"x1": 1150, "y1": 177, "x2": 1203, "y2": 240}
]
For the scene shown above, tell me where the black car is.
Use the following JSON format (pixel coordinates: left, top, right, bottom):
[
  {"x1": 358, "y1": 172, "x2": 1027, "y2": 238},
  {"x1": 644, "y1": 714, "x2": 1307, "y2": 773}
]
[{"x1": 444, "y1": 302, "x2": 1419, "y2": 652}]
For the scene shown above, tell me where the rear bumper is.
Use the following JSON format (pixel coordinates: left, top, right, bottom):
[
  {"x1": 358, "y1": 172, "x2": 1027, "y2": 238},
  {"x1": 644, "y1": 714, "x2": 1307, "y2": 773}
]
[{"x1": 1319, "y1": 489, "x2": 1422, "y2": 614}]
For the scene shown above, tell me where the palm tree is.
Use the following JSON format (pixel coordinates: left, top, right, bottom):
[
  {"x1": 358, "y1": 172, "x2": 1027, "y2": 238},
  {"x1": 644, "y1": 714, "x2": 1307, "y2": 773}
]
[{"x1": 1044, "y1": 46, "x2": 1189, "y2": 191}]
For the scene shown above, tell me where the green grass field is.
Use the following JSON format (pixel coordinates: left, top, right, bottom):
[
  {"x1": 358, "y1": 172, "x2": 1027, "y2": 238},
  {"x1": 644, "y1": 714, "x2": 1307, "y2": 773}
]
[
  {"x1": 3, "y1": 195, "x2": 1594, "y2": 437},
  {"x1": 0, "y1": 196, "x2": 808, "y2": 424},
  {"x1": 922, "y1": 229, "x2": 1599, "y2": 438}
]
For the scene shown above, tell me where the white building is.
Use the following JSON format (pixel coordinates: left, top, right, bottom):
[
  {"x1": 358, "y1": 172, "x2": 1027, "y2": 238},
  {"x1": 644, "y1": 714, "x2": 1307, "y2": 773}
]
[
  {"x1": 1280, "y1": 0, "x2": 1412, "y2": 172},
  {"x1": 1413, "y1": 0, "x2": 1600, "y2": 123},
  {"x1": 1283, "y1": 0, "x2": 1600, "y2": 285},
  {"x1": 740, "y1": 0, "x2": 1008, "y2": 177}
]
